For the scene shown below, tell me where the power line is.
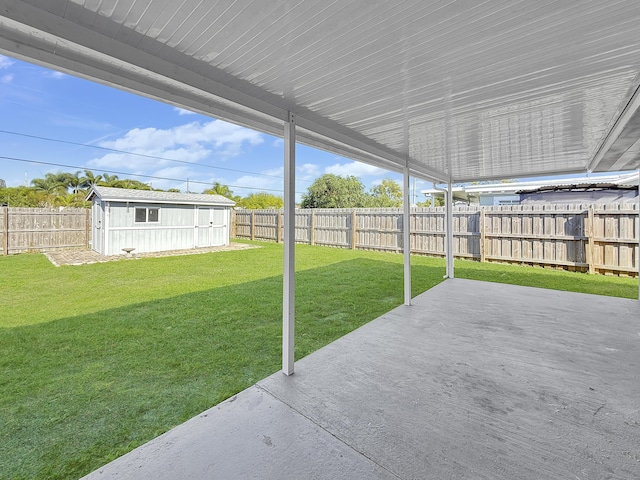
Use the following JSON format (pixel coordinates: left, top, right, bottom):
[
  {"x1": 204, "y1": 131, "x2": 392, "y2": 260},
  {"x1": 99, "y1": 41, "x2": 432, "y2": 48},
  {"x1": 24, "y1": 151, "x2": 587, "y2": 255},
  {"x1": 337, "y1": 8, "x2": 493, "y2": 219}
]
[
  {"x1": 0, "y1": 129, "x2": 308, "y2": 182},
  {"x1": 0, "y1": 155, "x2": 306, "y2": 194}
]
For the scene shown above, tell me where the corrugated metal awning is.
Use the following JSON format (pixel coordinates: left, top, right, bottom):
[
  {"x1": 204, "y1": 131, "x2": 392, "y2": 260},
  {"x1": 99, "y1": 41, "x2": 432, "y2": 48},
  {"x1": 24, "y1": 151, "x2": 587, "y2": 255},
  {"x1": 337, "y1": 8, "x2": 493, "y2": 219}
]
[{"x1": 2, "y1": 0, "x2": 640, "y2": 182}]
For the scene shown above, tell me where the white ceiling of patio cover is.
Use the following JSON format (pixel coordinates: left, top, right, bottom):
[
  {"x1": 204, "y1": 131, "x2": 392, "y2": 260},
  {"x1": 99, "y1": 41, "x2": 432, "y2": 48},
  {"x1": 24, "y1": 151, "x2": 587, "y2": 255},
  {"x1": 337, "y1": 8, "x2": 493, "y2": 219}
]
[{"x1": 2, "y1": 0, "x2": 640, "y2": 182}]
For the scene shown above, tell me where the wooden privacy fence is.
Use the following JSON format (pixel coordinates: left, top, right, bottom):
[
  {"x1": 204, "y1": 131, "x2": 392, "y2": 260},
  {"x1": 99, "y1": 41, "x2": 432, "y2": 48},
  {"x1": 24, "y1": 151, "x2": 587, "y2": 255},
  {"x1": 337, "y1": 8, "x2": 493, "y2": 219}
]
[
  {"x1": 0, "y1": 207, "x2": 90, "y2": 255},
  {"x1": 232, "y1": 204, "x2": 639, "y2": 277}
]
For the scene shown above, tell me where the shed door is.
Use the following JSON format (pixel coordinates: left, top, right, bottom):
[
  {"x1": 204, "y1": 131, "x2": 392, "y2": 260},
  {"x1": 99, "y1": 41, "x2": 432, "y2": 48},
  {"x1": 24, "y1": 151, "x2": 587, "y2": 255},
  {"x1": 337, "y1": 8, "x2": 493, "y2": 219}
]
[
  {"x1": 196, "y1": 207, "x2": 226, "y2": 247},
  {"x1": 196, "y1": 207, "x2": 212, "y2": 247},
  {"x1": 91, "y1": 201, "x2": 104, "y2": 254},
  {"x1": 210, "y1": 208, "x2": 225, "y2": 245}
]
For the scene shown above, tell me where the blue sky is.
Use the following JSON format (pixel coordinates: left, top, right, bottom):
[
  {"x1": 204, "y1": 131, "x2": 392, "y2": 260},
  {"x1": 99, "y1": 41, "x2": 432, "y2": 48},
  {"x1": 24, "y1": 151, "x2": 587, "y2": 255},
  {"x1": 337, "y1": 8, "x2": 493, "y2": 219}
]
[{"x1": 0, "y1": 54, "x2": 423, "y2": 201}]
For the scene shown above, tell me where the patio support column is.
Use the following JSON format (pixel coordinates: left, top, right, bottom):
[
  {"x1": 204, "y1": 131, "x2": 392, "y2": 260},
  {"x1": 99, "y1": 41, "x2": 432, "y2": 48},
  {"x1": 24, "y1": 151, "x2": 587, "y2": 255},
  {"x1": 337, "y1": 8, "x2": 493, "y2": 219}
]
[
  {"x1": 445, "y1": 181, "x2": 454, "y2": 278},
  {"x1": 403, "y1": 164, "x2": 412, "y2": 305},
  {"x1": 283, "y1": 112, "x2": 296, "y2": 375}
]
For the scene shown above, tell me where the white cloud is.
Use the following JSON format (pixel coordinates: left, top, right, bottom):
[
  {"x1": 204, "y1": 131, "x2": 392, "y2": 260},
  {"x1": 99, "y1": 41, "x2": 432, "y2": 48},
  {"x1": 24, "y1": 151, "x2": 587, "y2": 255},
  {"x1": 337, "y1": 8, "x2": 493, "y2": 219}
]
[
  {"x1": 324, "y1": 160, "x2": 387, "y2": 177},
  {"x1": 99, "y1": 120, "x2": 262, "y2": 155},
  {"x1": 298, "y1": 163, "x2": 321, "y2": 181},
  {"x1": 234, "y1": 174, "x2": 282, "y2": 192},
  {"x1": 1, "y1": 74, "x2": 13, "y2": 84},
  {"x1": 0, "y1": 55, "x2": 13, "y2": 69},
  {"x1": 86, "y1": 120, "x2": 264, "y2": 190},
  {"x1": 272, "y1": 138, "x2": 284, "y2": 148},
  {"x1": 147, "y1": 166, "x2": 197, "y2": 191},
  {"x1": 174, "y1": 107, "x2": 196, "y2": 115},
  {"x1": 262, "y1": 166, "x2": 284, "y2": 177}
]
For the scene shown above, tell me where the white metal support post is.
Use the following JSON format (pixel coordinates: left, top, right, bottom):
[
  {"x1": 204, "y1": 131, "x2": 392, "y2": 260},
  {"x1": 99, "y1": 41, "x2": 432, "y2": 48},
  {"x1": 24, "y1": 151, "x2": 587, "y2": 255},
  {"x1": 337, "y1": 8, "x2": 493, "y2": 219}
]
[
  {"x1": 283, "y1": 112, "x2": 296, "y2": 375},
  {"x1": 403, "y1": 165, "x2": 412, "y2": 305},
  {"x1": 445, "y1": 181, "x2": 454, "y2": 278}
]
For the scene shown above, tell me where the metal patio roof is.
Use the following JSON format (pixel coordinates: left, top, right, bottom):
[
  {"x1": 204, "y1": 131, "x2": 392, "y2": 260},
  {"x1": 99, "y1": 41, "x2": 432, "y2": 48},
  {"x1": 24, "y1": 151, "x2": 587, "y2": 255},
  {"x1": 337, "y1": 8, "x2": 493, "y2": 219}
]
[{"x1": 2, "y1": 0, "x2": 640, "y2": 183}]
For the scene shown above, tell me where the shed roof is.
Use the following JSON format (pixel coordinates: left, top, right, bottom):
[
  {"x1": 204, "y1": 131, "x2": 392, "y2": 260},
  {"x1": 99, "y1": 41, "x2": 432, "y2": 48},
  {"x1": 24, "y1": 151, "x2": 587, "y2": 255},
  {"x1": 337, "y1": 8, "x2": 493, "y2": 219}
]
[
  {"x1": 87, "y1": 186, "x2": 235, "y2": 206},
  {"x1": 2, "y1": 1, "x2": 640, "y2": 182}
]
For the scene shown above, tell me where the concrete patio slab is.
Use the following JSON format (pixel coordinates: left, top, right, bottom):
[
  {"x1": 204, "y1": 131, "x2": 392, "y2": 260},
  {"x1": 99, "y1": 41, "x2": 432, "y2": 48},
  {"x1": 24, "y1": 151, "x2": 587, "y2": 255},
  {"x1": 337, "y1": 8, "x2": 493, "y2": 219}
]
[
  {"x1": 83, "y1": 279, "x2": 640, "y2": 479},
  {"x1": 83, "y1": 385, "x2": 396, "y2": 480}
]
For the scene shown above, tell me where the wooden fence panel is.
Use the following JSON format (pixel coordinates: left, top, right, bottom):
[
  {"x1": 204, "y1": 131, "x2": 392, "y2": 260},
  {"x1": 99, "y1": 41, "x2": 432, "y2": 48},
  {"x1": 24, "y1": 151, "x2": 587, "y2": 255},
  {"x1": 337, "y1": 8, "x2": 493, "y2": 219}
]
[
  {"x1": 411, "y1": 207, "x2": 445, "y2": 255},
  {"x1": 356, "y1": 209, "x2": 402, "y2": 252},
  {"x1": 591, "y1": 204, "x2": 638, "y2": 275},
  {"x1": 1, "y1": 207, "x2": 7, "y2": 255},
  {"x1": 313, "y1": 209, "x2": 352, "y2": 248},
  {"x1": 232, "y1": 210, "x2": 252, "y2": 238},
  {"x1": 1, "y1": 207, "x2": 89, "y2": 255},
  {"x1": 231, "y1": 203, "x2": 637, "y2": 277}
]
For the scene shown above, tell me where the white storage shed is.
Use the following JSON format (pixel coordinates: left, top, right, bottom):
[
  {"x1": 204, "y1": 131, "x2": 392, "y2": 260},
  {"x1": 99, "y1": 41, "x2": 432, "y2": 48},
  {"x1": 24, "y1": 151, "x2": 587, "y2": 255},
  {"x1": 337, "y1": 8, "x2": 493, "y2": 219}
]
[{"x1": 86, "y1": 186, "x2": 235, "y2": 256}]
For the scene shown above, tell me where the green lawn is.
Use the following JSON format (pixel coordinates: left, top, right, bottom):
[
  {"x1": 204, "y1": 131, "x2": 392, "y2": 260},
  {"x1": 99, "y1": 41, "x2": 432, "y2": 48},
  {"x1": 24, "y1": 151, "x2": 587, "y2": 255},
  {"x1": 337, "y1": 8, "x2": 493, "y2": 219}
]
[{"x1": 0, "y1": 241, "x2": 637, "y2": 479}]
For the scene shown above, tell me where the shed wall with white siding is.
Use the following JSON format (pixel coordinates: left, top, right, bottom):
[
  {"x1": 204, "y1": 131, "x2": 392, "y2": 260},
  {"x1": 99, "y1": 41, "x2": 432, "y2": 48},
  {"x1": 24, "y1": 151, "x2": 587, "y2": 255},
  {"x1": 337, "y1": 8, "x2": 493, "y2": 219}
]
[{"x1": 87, "y1": 187, "x2": 234, "y2": 256}]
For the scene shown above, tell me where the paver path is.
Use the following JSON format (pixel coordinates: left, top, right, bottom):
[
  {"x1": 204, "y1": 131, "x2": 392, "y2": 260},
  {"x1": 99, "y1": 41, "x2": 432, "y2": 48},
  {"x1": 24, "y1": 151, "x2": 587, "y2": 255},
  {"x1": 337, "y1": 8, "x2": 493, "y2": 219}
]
[{"x1": 45, "y1": 243, "x2": 258, "y2": 266}]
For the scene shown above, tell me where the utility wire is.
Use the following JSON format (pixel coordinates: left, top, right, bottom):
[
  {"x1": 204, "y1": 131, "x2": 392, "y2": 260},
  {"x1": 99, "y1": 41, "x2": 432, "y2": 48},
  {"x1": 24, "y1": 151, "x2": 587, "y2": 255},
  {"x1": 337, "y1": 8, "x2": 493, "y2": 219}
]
[
  {"x1": 0, "y1": 155, "x2": 306, "y2": 194},
  {"x1": 0, "y1": 129, "x2": 309, "y2": 182}
]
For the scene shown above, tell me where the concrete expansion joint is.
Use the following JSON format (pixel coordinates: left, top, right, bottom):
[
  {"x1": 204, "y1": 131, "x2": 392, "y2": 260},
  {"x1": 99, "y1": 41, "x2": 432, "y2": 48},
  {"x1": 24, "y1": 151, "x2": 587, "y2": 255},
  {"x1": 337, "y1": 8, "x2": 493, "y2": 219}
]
[{"x1": 255, "y1": 384, "x2": 403, "y2": 479}]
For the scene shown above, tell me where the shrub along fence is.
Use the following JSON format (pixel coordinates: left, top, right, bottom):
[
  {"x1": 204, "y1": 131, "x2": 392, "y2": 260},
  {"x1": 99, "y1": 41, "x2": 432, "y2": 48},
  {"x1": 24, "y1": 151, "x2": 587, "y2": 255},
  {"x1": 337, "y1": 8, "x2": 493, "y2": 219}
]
[
  {"x1": 232, "y1": 204, "x2": 639, "y2": 277},
  {"x1": 0, "y1": 207, "x2": 90, "y2": 255}
]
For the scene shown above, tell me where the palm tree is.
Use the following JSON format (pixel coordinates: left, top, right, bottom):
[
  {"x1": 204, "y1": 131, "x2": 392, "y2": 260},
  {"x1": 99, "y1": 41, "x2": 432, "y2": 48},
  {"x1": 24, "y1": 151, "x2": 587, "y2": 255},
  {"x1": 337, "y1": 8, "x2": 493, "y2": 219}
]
[
  {"x1": 100, "y1": 173, "x2": 120, "y2": 187},
  {"x1": 204, "y1": 182, "x2": 233, "y2": 198},
  {"x1": 67, "y1": 171, "x2": 84, "y2": 194},
  {"x1": 81, "y1": 169, "x2": 103, "y2": 189},
  {"x1": 31, "y1": 173, "x2": 68, "y2": 195}
]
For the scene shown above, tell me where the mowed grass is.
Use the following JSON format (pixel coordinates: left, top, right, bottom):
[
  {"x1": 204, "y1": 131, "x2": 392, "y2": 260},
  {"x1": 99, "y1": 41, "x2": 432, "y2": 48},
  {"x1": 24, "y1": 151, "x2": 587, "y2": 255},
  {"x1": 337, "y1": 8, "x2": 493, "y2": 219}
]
[{"x1": 0, "y1": 241, "x2": 637, "y2": 479}]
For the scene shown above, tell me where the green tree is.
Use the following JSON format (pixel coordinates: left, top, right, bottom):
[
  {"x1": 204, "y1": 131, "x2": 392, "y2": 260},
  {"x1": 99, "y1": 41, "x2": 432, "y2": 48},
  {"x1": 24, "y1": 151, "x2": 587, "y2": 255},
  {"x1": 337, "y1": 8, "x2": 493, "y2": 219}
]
[
  {"x1": 300, "y1": 174, "x2": 370, "y2": 208},
  {"x1": 370, "y1": 178, "x2": 403, "y2": 207},
  {"x1": 0, "y1": 186, "x2": 49, "y2": 207},
  {"x1": 53, "y1": 193, "x2": 89, "y2": 208},
  {"x1": 237, "y1": 192, "x2": 283, "y2": 209},
  {"x1": 66, "y1": 171, "x2": 84, "y2": 194},
  {"x1": 100, "y1": 173, "x2": 121, "y2": 187},
  {"x1": 0, "y1": 179, "x2": 5, "y2": 189},
  {"x1": 31, "y1": 172, "x2": 69, "y2": 195},
  {"x1": 115, "y1": 178, "x2": 152, "y2": 190},
  {"x1": 81, "y1": 169, "x2": 103, "y2": 189},
  {"x1": 203, "y1": 182, "x2": 234, "y2": 198},
  {"x1": 418, "y1": 196, "x2": 444, "y2": 207}
]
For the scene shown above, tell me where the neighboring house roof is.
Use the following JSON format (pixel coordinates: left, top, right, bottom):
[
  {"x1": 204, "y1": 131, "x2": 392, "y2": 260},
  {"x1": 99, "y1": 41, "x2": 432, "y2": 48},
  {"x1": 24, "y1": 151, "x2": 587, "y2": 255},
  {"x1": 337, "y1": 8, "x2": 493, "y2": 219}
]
[
  {"x1": 421, "y1": 172, "x2": 639, "y2": 200},
  {"x1": 86, "y1": 186, "x2": 235, "y2": 206}
]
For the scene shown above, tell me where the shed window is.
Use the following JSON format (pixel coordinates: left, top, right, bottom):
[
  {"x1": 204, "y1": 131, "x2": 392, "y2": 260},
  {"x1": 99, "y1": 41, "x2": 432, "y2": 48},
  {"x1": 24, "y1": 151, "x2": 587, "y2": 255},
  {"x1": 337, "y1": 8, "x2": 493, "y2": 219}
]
[
  {"x1": 148, "y1": 208, "x2": 159, "y2": 222},
  {"x1": 135, "y1": 207, "x2": 159, "y2": 223}
]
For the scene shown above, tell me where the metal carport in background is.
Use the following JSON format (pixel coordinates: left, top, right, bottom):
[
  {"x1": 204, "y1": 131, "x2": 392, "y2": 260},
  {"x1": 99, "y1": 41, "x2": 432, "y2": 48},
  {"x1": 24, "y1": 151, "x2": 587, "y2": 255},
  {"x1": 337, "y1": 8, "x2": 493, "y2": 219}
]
[{"x1": 1, "y1": 0, "x2": 640, "y2": 374}]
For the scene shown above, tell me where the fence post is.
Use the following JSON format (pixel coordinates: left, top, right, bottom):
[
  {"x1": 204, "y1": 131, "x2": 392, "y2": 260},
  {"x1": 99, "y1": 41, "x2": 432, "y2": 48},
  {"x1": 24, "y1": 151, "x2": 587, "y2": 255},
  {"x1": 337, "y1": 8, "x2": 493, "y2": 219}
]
[
  {"x1": 479, "y1": 208, "x2": 486, "y2": 263},
  {"x1": 231, "y1": 210, "x2": 237, "y2": 238},
  {"x1": 250, "y1": 210, "x2": 255, "y2": 241},
  {"x1": 586, "y1": 207, "x2": 595, "y2": 274},
  {"x1": 310, "y1": 210, "x2": 316, "y2": 245},
  {"x1": 351, "y1": 210, "x2": 357, "y2": 249},
  {"x1": 2, "y1": 206, "x2": 8, "y2": 255},
  {"x1": 85, "y1": 208, "x2": 90, "y2": 248},
  {"x1": 277, "y1": 211, "x2": 283, "y2": 243}
]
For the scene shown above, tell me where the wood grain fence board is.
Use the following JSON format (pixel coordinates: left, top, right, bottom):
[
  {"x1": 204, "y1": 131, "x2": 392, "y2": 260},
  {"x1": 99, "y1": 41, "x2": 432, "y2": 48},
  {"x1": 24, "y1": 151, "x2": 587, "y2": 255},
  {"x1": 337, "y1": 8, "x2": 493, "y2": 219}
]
[
  {"x1": 226, "y1": 203, "x2": 637, "y2": 277},
  {"x1": 1, "y1": 207, "x2": 7, "y2": 255},
  {"x1": 2, "y1": 207, "x2": 89, "y2": 254}
]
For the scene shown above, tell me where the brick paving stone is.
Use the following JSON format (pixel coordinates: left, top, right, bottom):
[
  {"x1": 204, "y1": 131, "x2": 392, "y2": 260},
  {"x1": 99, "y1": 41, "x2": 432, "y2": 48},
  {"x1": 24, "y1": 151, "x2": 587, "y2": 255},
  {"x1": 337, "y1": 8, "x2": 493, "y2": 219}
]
[{"x1": 44, "y1": 243, "x2": 259, "y2": 266}]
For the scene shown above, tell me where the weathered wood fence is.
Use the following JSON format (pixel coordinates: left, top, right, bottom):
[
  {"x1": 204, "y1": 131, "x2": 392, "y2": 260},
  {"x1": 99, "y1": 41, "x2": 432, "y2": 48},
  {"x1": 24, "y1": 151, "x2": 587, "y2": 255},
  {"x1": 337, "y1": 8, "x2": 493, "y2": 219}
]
[
  {"x1": 2, "y1": 205, "x2": 637, "y2": 277},
  {"x1": 0, "y1": 207, "x2": 90, "y2": 255},
  {"x1": 232, "y1": 204, "x2": 639, "y2": 277}
]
